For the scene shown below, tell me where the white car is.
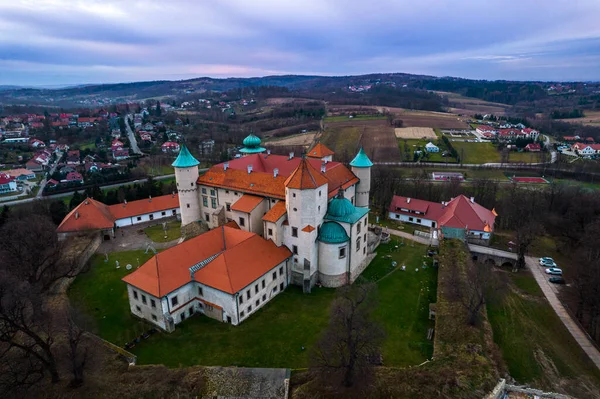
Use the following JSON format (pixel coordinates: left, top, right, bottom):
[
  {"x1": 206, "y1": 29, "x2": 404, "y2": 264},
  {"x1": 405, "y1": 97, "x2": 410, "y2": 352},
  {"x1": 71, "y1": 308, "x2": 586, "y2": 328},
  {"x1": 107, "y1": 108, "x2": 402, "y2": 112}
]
[{"x1": 545, "y1": 268, "x2": 563, "y2": 275}]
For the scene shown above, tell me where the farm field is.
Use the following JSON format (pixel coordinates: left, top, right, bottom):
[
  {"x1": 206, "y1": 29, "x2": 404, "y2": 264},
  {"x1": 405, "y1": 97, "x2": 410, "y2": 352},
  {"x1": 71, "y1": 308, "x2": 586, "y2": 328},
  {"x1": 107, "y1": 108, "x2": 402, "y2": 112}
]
[
  {"x1": 487, "y1": 271, "x2": 600, "y2": 396},
  {"x1": 68, "y1": 240, "x2": 437, "y2": 369},
  {"x1": 321, "y1": 119, "x2": 400, "y2": 162},
  {"x1": 398, "y1": 138, "x2": 456, "y2": 163},
  {"x1": 394, "y1": 127, "x2": 437, "y2": 139},
  {"x1": 434, "y1": 91, "x2": 511, "y2": 116},
  {"x1": 263, "y1": 131, "x2": 318, "y2": 147},
  {"x1": 451, "y1": 142, "x2": 542, "y2": 164},
  {"x1": 557, "y1": 110, "x2": 600, "y2": 127},
  {"x1": 324, "y1": 114, "x2": 385, "y2": 123}
]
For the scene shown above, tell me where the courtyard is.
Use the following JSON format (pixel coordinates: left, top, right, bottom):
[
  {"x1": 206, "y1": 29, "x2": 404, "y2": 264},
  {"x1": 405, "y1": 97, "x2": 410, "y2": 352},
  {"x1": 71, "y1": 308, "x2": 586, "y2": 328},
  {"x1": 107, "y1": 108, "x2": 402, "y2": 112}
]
[{"x1": 68, "y1": 236, "x2": 437, "y2": 368}]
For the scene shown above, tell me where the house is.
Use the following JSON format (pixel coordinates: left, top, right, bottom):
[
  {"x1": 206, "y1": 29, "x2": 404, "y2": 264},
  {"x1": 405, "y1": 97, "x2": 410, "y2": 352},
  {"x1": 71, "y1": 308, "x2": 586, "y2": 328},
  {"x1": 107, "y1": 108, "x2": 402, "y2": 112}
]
[
  {"x1": 63, "y1": 172, "x2": 84, "y2": 184},
  {"x1": 525, "y1": 143, "x2": 541, "y2": 152},
  {"x1": 111, "y1": 140, "x2": 124, "y2": 151},
  {"x1": 425, "y1": 142, "x2": 439, "y2": 153},
  {"x1": 56, "y1": 194, "x2": 181, "y2": 240},
  {"x1": 66, "y1": 150, "x2": 81, "y2": 165},
  {"x1": 46, "y1": 179, "x2": 59, "y2": 188},
  {"x1": 77, "y1": 117, "x2": 95, "y2": 127},
  {"x1": 476, "y1": 126, "x2": 497, "y2": 136},
  {"x1": 29, "y1": 138, "x2": 46, "y2": 148},
  {"x1": 122, "y1": 224, "x2": 292, "y2": 330},
  {"x1": 521, "y1": 128, "x2": 540, "y2": 140},
  {"x1": 60, "y1": 165, "x2": 77, "y2": 175},
  {"x1": 498, "y1": 128, "x2": 523, "y2": 141},
  {"x1": 5, "y1": 168, "x2": 36, "y2": 180},
  {"x1": 161, "y1": 142, "x2": 181, "y2": 153},
  {"x1": 200, "y1": 139, "x2": 215, "y2": 155},
  {"x1": 572, "y1": 142, "x2": 600, "y2": 156},
  {"x1": 306, "y1": 143, "x2": 334, "y2": 163},
  {"x1": 431, "y1": 172, "x2": 464, "y2": 181},
  {"x1": 26, "y1": 159, "x2": 44, "y2": 172},
  {"x1": 171, "y1": 135, "x2": 374, "y2": 292},
  {"x1": 112, "y1": 149, "x2": 130, "y2": 161},
  {"x1": 0, "y1": 173, "x2": 17, "y2": 194},
  {"x1": 563, "y1": 135, "x2": 580, "y2": 142},
  {"x1": 139, "y1": 132, "x2": 152, "y2": 142},
  {"x1": 2, "y1": 137, "x2": 29, "y2": 144},
  {"x1": 142, "y1": 122, "x2": 154, "y2": 131},
  {"x1": 388, "y1": 195, "x2": 497, "y2": 243}
]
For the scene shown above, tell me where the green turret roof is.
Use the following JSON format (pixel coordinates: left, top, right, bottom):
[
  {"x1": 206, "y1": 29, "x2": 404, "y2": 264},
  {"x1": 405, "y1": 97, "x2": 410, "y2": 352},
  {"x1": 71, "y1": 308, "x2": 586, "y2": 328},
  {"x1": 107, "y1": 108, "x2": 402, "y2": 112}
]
[
  {"x1": 172, "y1": 144, "x2": 200, "y2": 168},
  {"x1": 240, "y1": 133, "x2": 266, "y2": 154},
  {"x1": 317, "y1": 221, "x2": 350, "y2": 244},
  {"x1": 325, "y1": 194, "x2": 369, "y2": 224},
  {"x1": 350, "y1": 147, "x2": 373, "y2": 168}
]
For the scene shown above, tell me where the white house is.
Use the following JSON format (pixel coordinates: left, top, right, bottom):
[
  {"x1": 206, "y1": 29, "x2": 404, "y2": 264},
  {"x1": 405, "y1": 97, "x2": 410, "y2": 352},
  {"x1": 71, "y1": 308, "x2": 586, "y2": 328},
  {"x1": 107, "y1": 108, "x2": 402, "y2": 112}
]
[
  {"x1": 0, "y1": 173, "x2": 17, "y2": 194},
  {"x1": 122, "y1": 224, "x2": 292, "y2": 330},
  {"x1": 425, "y1": 142, "x2": 439, "y2": 153}
]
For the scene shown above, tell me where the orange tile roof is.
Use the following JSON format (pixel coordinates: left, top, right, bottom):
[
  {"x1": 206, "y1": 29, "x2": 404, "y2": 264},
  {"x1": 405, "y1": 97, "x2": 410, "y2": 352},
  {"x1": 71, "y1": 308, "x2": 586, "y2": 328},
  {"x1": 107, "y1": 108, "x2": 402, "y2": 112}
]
[
  {"x1": 108, "y1": 194, "x2": 179, "y2": 219},
  {"x1": 284, "y1": 158, "x2": 329, "y2": 189},
  {"x1": 262, "y1": 201, "x2": 287, "y2": 223},
  {"x1": 231, "y1": 194, "x2": 264, "y2": 213},
  {"x1": 302, "y1": 225, "x2": 315, "y2": 232},
  {"x1": 199, "y1": 168, "x2": 288, "y2": 199},
  {"x1": 307, "y1": 143, "x2": 334, "y2": 158},
  {"x1": 57, "y1": 198, "x2": 115, "y2": 233},
  {"x1": 122, "y1": 226, "x2": 291, "y2": 296}
]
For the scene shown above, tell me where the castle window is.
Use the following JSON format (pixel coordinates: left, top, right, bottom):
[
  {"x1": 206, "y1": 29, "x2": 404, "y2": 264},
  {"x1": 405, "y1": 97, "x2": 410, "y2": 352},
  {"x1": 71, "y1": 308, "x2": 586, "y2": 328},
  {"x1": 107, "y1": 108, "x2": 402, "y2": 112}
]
[
  {"x1": 364, "y1": 247, "x2": 366, "y2": 255},
  {"x1": 225, "y1": 190, "x2": 229, "y2": 194},
  {"x1": 357, "y1": 223, "x2": 361, "y2": 234},
  {"x1": 293, "y1": 208, "x2": 297, "y2": 212},
  {"x1": 292, "y1": 227, "x2": 298, "y2": 237},
  {"x1": 318, "y1": 206, "x2": 320, "y2": 212},
  {"x1": 202, "y1": 188, "x2": 207, "y2": 194},
  {"x1": 161, "y1": 211, "x2": 166, "y2": 216},
  {"x1": 205, "y1": 213, "x2": 209, "y2": 221},
  {"x1": 171, "y1": 296, "x2": 179, "y2": 306},
  {"x1": 198, "y1": 286, "x2": 203, "y2": 296},
  {"x1": 211, "y1": 198, "x2": 217, "y2": 209},
  {"x1": 255, "y1": 284, "x2": 259, "y2": 294},
  {"x1": 273, "y1": 286, "x2": 277, "y2": 293},
  {"x1": 272, "y1": 271, "x2": 276, "y2": 279},
  {"x1": 190, "y1": 182, "x2": 194, "y2": 187},
  {"x1": 173, "y1": 210, "x2": 177, "y2": 215},
  {"x1": 239, "y1": 217, "x2": 245, "y2": 227},
  {"x1": 151, "y1": 299, "x2": 156, "y2": 308},
  {"x1": 149, "y1": 214, "x2": 154, "y2": 221},
  {"x1": 151, "y1": 314, "x2": 157, "y2": 321},
  {"x1": 280, "y1": 282, "x2": 284, "y2": 291},
  {"x1": 187, "y1": 204, "x2": 190, "y2": 208},
  {"x1": 136, "y1": 306, "x2": 141, "y2": 312},
  {"x1": 141, "y1": 295, "x2": 147, "y2": 304},
  {"x1": 279, "y1": 266, "x2": 283, "y2": 276},
  {"x1": 293, "y1": 245, "x2": 298, "y2": 255},
  {"x1": 356, "y1": 237, "x2": 361, "y2": 252},
  {"x1": 247, "y1": 290, "x2": 250, "y2": 300},
  {"x1": 248, "y1": 305, "x2": 252, "y2": 312},
  {"x1": 133, "y1": 290, "x2": 138, "y2": 300},
  {"x1": 268, "y1": 228, "x2": 273, "y2": 236},
  {"x1": 210, "y1": 189, "x2": 216, "y2": 196},
  {"x1": 293, "y1": 193, "x2": 296, "y2": 198},
  {"x1": 339, "y1": 247, "x2": 346, "y2": 259},
  {"x1": 226, "y1": 203, "x2": 231, "y2": 211},
  {"x1": 262, "y1": 280, "x2": 265, "y2": 289},
  {"x1": 319, "y1": 190, "x2": 321, "y2": 197},
  {"x1": 240, "y1": 311, "x2": 245, "y2": 318},
  {"x1": 137, "y1": 216, "x2": 142, "y2": 221},
  {"x1": 255, "y1": 299, "x2": 259, "y2": 307},
  {"x1": 262, "y1": 294, "x2": 266, "y2": 301},
  {"x1": 239, "y1": 295, "x2": 243, "y2": 304}
]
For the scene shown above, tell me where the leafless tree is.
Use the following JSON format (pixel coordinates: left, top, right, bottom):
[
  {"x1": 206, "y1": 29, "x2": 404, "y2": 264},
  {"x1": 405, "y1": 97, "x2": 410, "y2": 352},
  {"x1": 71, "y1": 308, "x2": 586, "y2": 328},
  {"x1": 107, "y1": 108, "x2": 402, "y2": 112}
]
[
  {"x1": 447, "y1": 256, "x2": 506, "y2": 326},
  {"x1": 64, "y1": 307, "x2": 93, "y2": 387},
  {"x1": 310, "y1": 282, "x2": 385, "y2": 389},
  {"x1": 0, "y1": 215, "x2": 78, "y2": 293}
]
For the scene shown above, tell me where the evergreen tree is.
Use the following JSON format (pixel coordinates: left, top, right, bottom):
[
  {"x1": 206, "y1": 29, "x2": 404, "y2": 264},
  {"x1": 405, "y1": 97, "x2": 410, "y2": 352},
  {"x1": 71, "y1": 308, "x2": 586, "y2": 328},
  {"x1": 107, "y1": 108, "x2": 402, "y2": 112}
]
[
  {"x1": 69, "y1": 191, "x2": 84, "y2": 210},
  {"x1": 155, "y1": 101, "x2": 162, "y2": 117}
]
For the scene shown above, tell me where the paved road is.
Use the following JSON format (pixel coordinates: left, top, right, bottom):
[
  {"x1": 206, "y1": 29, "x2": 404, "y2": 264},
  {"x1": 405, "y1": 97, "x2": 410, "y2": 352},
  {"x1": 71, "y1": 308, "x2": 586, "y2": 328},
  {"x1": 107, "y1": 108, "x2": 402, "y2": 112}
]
[
  {"x1": 125, "y1": 114, "x2": 142, "y2": 155},
  {"x1": 0, "y1": 173, "x2": 179, "y2": 207},
  {"x1": 36, "y1": 160, "x2": 60, "y2": 198},
  {"x1": 470, "y1": 244, "x2": 600, "y2": 370},
  {"x1": 542, "y1": 135, "x2": 558, "y2": 164}
]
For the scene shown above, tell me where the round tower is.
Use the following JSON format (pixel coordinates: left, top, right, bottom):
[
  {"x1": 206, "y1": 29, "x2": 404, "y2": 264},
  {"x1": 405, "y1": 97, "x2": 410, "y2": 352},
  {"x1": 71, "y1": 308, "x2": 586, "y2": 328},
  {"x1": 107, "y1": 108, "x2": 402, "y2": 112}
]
[
  {"x1": 172, "y1": 144, "x2": 201, "y2": 226},
  {"x1": 350, "y1": 147, "x2": 373, "y2": 208}
]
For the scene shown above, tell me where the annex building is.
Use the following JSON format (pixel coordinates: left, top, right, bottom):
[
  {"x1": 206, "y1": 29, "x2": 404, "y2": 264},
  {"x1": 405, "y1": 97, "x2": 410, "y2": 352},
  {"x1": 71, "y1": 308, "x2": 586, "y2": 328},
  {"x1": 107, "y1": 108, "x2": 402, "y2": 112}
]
[{"x1": 388, "y1": 194, "x2": 497, "y2": 243}]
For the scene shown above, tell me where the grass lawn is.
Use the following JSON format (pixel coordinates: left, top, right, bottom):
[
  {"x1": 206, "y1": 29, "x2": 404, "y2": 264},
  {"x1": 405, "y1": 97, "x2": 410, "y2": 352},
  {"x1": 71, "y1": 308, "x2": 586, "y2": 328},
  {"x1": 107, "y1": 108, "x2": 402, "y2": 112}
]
[
  {"x1": 79, "y1": 141, "x2": 97, "y2": 150},
  {"x1": 324, "y1": 115, "x2": 385, "y2": 123},
  {"x1": 397, "y1": 138, "x2": 457, "y2": 163},
  {"x1": 487, "y1": 272, "x2": 600, "y2": 388},
  {"x1": 69, "y1": 237, "x2": 437, "y2": 368},
  {"x1": 452, "y1": 142, "x2": 501, "y2": 164},
  {"x1": 144, "y1": 221, "x2": 181, "y2": 242},
  {"x1": 320, "y1": 125, "x2": 361, "y2": 156}
]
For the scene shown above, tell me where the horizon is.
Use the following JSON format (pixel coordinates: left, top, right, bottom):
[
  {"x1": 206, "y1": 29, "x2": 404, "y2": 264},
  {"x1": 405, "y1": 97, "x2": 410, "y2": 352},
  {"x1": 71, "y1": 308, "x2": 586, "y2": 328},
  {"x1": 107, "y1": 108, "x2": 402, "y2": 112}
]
[{"x1": 2, "y1": 1, "x2": 600, "y2": 86}]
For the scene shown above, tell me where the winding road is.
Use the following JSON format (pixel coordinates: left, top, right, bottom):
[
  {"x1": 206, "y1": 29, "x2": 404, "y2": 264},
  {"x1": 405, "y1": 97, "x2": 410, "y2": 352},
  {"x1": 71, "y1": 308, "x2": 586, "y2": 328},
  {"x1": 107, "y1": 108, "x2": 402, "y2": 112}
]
[{"x1": 125, "y1": 114, "x2": 143, "y2": 155}]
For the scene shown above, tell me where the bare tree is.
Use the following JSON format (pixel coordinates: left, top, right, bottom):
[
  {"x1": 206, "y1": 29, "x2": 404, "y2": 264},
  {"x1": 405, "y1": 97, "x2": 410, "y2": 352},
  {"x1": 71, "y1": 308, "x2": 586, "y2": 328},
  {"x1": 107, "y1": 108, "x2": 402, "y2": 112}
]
[
  {"x1": 310, "y1": 282, "x2": 385, "y2": 389},
  {"x1": 64, "y1": 307, "x2": 92, "y2": 387},
  {"x1": 0, "y1": 215, "x2": 78, "y2": 293}
]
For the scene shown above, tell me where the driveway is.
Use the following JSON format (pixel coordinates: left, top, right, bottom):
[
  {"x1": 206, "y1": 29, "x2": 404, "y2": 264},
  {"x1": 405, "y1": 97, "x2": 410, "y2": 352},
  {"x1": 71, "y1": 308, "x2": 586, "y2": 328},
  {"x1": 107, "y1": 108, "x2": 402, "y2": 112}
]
[
  {"x1": 525, "y1": 255, "x2": 600, "y2": 369},
  {"x1": 372, "y1": 225, "x2": 439, "y2": 247}
]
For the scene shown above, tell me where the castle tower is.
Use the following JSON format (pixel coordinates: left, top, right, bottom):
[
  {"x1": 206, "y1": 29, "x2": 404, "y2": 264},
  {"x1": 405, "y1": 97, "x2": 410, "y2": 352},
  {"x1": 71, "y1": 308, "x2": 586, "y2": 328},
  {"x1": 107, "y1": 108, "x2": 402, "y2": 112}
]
[
  {"x1": 172, "y1": 144, "x2": 201, "y2": 226},
  {"x1": 350, "y1": 147, "x2": 373, "y2": 208},
  {"x1": 284, "y1": 158, "x2": 329, "y2": 291},
  {"x1": 239, "y1": 133, "x2": 266, "y2": 156}
]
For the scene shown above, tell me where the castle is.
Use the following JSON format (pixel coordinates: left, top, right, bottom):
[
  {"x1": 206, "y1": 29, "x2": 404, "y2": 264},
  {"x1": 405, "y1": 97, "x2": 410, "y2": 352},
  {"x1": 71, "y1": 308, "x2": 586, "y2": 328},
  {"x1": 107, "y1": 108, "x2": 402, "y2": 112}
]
[{"x1": 175, "y1": 135, "x2": 374, "y2": 289}]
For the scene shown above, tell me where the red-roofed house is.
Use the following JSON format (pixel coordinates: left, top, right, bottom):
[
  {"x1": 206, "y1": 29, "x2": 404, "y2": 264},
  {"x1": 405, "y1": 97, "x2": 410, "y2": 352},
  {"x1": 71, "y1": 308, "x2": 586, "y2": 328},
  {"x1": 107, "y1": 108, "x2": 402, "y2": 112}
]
[
  {"x1": 57, "y1": 194, "x2": 182, "y2": 240},
  {"x1": 29, "y1": 138, "x2": 45, "y2": 148},
  {"x1": 388, "y1": 194, "x2": 496, "y2": 243},
  {"x1": 122, "y1": 225, "x2": 292, "y2": 330},
  {"x1": 525, "y1": 143, "x2": 541, "y2": 152},
  {"x1": 161, "y1": 142, "x2": 180, "y2": 153},
  {"x1": 0, "y1": 173, "x2": 17, "y2": 194},
  {"x1": 63, "y1": 172, "x2": 84, "y2": 184}
]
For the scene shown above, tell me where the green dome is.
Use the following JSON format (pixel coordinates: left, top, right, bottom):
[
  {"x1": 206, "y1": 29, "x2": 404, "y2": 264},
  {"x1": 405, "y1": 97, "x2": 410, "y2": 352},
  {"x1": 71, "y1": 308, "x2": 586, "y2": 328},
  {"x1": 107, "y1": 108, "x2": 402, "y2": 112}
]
[
  {"x1": 240, "y1": 134, "x2": 266, "y2": 154},
  {"x1": 350, "y1": 147, "x2": 373, "y2": 168},
  {"x1": 171, "y1": 144, "x2": 199, "y2": 168},
  {"x1": 243, "y1": 134, "x2": 262, "y2": 147},
  {"x1": 318, "y1": 221, "x2": 349, "y2": 244},
  {"x1": 327, "y1": 196, "x2": 356, "y2": 218}
]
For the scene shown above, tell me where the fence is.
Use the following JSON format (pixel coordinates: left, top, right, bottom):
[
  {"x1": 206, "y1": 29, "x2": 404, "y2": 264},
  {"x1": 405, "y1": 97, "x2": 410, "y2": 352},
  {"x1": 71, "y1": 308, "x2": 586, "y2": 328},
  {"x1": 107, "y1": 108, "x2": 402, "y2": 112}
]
[{"x1": 414, "y1": 230, "x2": 432, "y2": 239}]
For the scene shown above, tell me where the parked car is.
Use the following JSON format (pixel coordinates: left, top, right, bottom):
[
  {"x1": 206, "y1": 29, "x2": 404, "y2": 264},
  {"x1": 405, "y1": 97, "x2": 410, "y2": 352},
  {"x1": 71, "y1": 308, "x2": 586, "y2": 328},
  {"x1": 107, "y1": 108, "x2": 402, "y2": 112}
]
[
  {"x1": 539, "y1": 257, "x2": 554, "y2": 265},
  {"x1": 545, "y1": 268, "x2": 563, "y2": 275},
  {"x1": 540, "y1": 258, "x2": 557, "y2": 267},
  {"x1": 549, "y1": 276, "x2": 565, "y2": 284}
]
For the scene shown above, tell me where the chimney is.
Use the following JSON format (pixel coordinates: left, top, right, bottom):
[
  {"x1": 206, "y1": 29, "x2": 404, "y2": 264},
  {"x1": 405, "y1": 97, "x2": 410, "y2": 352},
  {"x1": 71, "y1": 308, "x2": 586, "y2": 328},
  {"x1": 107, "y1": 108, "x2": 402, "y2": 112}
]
[
  {"x1": 124, "y1": 199, "x2": 127, "y2": 205},
  {"x1": 84, "y1": 199, "x2": 89, "y2": 205},
  {"x1": 470, "y1": 196, "x2": 475, "y2": 203},
  {"x1": 247, "y1": 164, "x2": 253, "y2": 174},
  {"x1": 274, "y1": 168, "x2": 279, "y2": 178},
  {"x1": 74, "y1": 211, "x2": 79, "y2": 220},
  {"x1": 321, "y1": 162, "x2": 326, "y2": 173},
  {"x1": 149, "y1": 195, "x2": 152, "y2": 202},
  {"x1": 267, "y1": 149, "x2": 271, "y2": 155},
  {"x1": 407, "y1": 198, "x2": 411, "y2": 204},
  {"x1": 289, "y1": 152, "x2": 294, "y2": 160},
  {"x1": 172, "y1": 191, "x2": 175, "y2": 198},
  {"x1": 224, "y1": 162, "x2": 229, "y2": 171}
]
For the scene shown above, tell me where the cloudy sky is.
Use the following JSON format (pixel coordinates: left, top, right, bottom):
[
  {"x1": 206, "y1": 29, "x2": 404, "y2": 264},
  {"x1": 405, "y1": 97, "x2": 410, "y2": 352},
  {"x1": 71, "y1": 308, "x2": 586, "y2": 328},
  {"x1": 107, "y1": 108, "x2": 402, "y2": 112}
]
[{"x1": 1, "y1": 0, "x2": 600, "y2": 86}]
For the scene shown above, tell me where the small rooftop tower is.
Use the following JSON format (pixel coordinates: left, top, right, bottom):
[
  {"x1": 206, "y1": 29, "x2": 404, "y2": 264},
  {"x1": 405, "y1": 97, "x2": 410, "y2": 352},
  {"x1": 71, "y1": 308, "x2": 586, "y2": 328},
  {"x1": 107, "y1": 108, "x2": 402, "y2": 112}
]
[
  {"x1": 172, "y1": 144, "x2": 201, "y2": 226},
  {"x1": 350, "y1": 147, "x2": 373, "y2": 208},
  {"x1": 239, "y1": 133, "x2": 266, "y2": 156}
]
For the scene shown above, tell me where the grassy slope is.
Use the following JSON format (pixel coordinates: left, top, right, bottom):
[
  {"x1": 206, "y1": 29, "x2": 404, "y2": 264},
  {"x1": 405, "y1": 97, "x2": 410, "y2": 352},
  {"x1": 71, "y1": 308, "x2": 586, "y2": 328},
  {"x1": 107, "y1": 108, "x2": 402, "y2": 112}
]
[
  {"x1": 69, "y1": 237, "x2": 437, "y2": 369},
  {"x1": 320, "y1": 125, "x2": 361, "y2": 156},
  {"x1": 487, "y1": 272, "x2": 600, "y2": 396},
  {"x1": 144, "y1": 221, "x2": 181, "y2": 242}
]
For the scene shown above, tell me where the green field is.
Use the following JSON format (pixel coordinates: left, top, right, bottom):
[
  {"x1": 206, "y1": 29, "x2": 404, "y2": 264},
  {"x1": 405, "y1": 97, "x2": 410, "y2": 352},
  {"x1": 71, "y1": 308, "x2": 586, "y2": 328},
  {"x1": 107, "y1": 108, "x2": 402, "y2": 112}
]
[
  {"x1": 397, "y1": 138, "x2": 456, "y2": 163},
  {"x1": 324, "y1": 115, "x2": 386, "y2": 123},
  {"x1": 451, "y1": 142, "x2": 542, "y2": 164},
  {"x1": 487, "y1": 272, "x2": 600, "y2": 390},
  {"x1": 144, "y1": 221, "x2": 181, "y2": 242},
  {"x1": 69, "y1": 238, "x2": 437, "y2": 368},
  {"x1": 320, "y1": 125, "x2": 361, "y2": 157}
]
